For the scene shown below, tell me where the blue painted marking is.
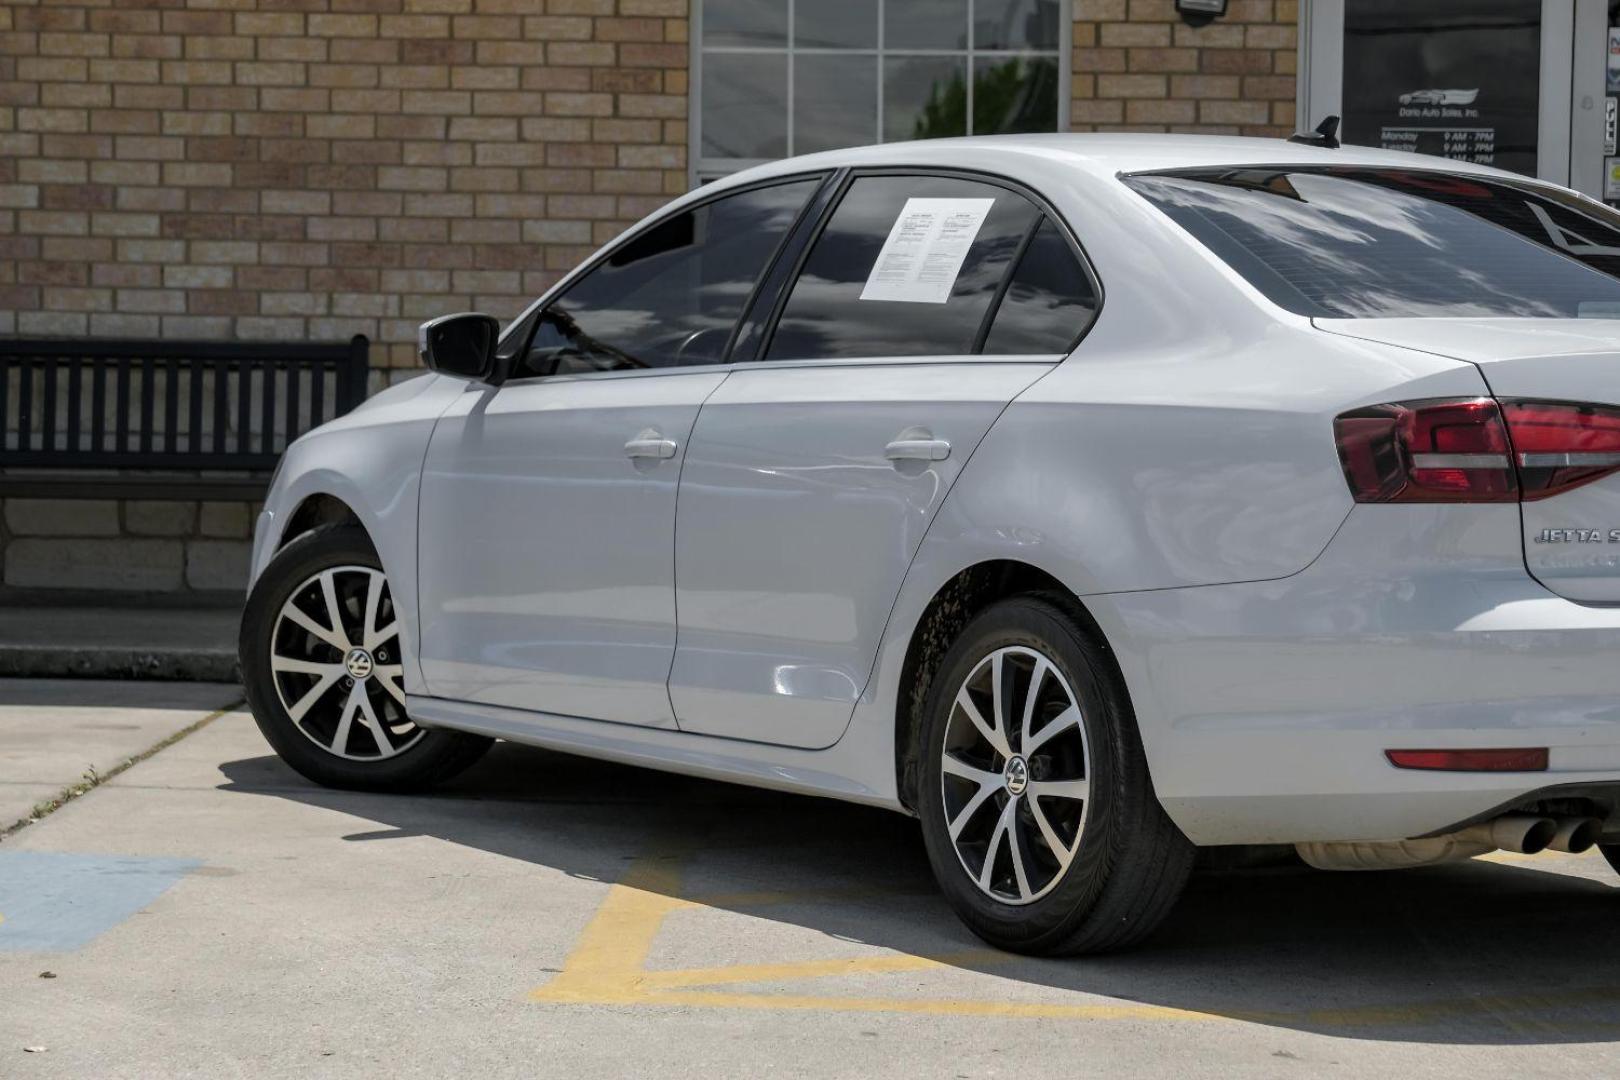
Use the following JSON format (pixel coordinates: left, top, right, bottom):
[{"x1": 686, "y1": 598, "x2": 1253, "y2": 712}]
[{"x1": 0, "y1": 852, "x2": 200, "y2": 952}]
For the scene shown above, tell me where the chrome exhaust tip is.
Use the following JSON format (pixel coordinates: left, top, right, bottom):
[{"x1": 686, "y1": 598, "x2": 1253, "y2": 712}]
[
  {"x1": 1547, "y1": 817, "x2": 1602, "y2": 855},
  {"x1": 1458, "y1": 814, "x2": 1557, "y2": 855}
]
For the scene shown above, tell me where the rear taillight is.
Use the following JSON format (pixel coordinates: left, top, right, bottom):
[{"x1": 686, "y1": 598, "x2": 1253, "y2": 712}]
[
  {"x1": 1334, "y1": 398, "x2": 1515, "y2": 503},
  {"x1": 1335, "y1": 397, "x2": 1620, "y2": 503},
  {"x1": 1386, "y1": 747, "x2": 1549, "y2": 772},
  {"x1": 1499, "y1": 401, "x2": 1620, "y2": 500}
]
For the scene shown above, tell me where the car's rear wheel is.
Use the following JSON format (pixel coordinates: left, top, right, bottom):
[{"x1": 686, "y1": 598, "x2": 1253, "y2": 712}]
[
  {"x1": 240, "y1": 525, "x2": 492, "y2": 791},
  {"x1": 915, "y1": 593, "x2": 1193, "y2": 955}
]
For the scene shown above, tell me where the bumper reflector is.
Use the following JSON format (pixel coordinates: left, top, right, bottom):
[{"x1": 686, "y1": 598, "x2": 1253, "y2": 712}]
[{"x1": 1386, "y1": 748, "x2": 1549, "y2": 772}]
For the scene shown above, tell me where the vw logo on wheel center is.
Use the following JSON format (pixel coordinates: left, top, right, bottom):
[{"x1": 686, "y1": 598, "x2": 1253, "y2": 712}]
[
  {"x1": 344, "y1": 648, "x2": 374, "y2": 681},
  {"x1": 1004, "y1": 756, "x2": 1029, "y2": 796}
]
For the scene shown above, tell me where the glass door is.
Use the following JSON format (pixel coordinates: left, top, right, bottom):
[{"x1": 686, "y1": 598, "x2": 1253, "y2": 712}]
[
  {"x1": 1576, "y1": 0, "x2": 1619, "y2": 205},
  {"x1": 1302, "y1": 0, "x2": 1576, "y2": 186}
]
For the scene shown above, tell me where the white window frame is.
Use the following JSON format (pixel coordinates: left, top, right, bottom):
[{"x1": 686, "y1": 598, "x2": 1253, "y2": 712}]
[{"x1": 689, "y1": 0, "x2": 1072, "y2": 186}]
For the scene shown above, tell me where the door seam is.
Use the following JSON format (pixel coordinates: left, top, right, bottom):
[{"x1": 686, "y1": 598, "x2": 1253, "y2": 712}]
[
  {"x1": 828, "y1": 359, "x2": 1065, "y2": 749},
  {"x1": 664, "y1": 367, "x2": 738, "y2": 730}
]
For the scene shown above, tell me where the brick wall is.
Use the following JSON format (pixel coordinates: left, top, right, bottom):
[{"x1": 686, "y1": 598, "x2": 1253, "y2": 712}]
[
  {"x1": 0, "y1": 496, "x2": 255, "y2": 595},
  {"x1": 0, "y1": 0, "x2": 690, "y2": 374},
  {"x1": 0, "y1": 0, "x2": 687, "y2": 597},
  {"x1": 1070, "y1": 0, "x2": 1297, "y2": 136}
]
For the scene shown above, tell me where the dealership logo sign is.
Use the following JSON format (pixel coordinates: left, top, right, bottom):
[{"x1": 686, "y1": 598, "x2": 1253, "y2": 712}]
[{"x1": 1397, "y1": 89, "x2": 1480, "y2": 107}]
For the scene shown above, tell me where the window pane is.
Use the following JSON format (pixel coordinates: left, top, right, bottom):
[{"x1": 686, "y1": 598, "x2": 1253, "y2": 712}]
[
  {"x1": 766, "y1": 174, "x2": 1039, "y2": 360},
  {"x1": 1125, "y1": 168, "x2": 1620, "y2": 319},
  {"x1": 701, "y1": 53, "x2": 788, "y2": 159},
  {"x1": 794, "y1": 54, "x2": 877, "y2": 154},
  {"x1": 526, "y1": 179, "x2": 819, "y2": 375},
  {"x1": 973, "y1": 55, "x2": 1059, "y2": 134},
  {"x1": 884, "y1": 56, "x2": 968, "y2": 142},
  {"x1": 974, "y1": 0, "x2": 1062, "y2": 49},
  {"x1": 982, "y1": 219, "x2": 1097, "y2": 354},
  {"x1": 795, "y1": 0, "x2": 877, "y2": 49},
  {"x1": 1343, "y1": 0, "x2": 1540, "y2": 177},
  {"x1": 886, "y1": 0, "x2": 968, "y2": 49},
  {"x1": 703, "y1": 0, "x2": 787, "y2": 47}
]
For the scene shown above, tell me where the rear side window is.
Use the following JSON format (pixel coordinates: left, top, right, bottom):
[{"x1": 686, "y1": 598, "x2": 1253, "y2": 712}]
[
  {"x1": 765, "y1": 174, "x2": 1040, "y2": 360},
  {"x1": 982, "y1": 218, "x2": 1097, "y2": 354},
  {"x1": 516, "y1": 177, "x2": 819, "y2": 377},
  {"x1": 1125, "y1": 167, "x2": 1620, "y2": 320}
]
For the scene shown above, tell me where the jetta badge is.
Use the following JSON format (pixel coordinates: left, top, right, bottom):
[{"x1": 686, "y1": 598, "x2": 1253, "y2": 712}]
[{"x1": 1534, "y1": 529, "x2": 1620, "y2": 544}]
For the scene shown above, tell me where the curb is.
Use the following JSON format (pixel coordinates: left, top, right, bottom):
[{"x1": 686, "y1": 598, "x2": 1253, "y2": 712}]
[{"x1": 0, "y1": 646, "x2": 240, "y2": 683}]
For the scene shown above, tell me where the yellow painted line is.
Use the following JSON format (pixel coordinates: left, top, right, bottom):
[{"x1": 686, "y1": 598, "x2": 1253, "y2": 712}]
[
  {"x1": 534, "y1": 851, "x2": 694, "y2": 1003},
  {"x1": 687, "y1": 886, "x2": 933, "y2": 908},
  {"x1": 531, "y1": 848, "x2": 1620, "y2": 1026},
  {"x1": 635, "y1": 949, "x2": 1011, "y2": 992}
]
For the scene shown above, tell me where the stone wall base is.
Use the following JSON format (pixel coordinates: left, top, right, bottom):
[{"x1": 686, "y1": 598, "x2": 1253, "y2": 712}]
[{"x1": 1, "y1": 497, "x2": 257, "y2": 595}]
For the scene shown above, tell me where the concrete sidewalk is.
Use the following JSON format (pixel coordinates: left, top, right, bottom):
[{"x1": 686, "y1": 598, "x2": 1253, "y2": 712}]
[
  {"x1": 0, "y1": 680, "x2": 242, "y2": 831},
  {"x1": 3, "y1": 681, "x2": 1620, "y2": 1078},
  {"x1": 0, "y1": 607, "x2": 240, "y2": 682}
]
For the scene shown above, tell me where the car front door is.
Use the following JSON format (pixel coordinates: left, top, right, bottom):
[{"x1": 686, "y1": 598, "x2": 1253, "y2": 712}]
[
  {"x1": 415, "y1": 175, "x2": 824, "y2": 726},
  {"x1": 669, "y1": 171, "x2": 1101, "y2": 748}
]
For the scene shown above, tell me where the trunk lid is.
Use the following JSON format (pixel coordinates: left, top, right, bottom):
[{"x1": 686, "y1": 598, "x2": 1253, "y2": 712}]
[{"x1": 1319, "y1": 318, "x2": 1620, "y2": 602}]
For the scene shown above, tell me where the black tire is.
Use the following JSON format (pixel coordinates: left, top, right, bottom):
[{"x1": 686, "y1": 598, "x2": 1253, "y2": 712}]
[
  {"x1": 239, "y1": 524, "x2": 492, "y2": 791},
  {"x1": 915, "y1": 593, "x2": 1194, "y2": 955},
  {"x1": 1602, "y1": 845, "x2": 1620, "y2": 877}
]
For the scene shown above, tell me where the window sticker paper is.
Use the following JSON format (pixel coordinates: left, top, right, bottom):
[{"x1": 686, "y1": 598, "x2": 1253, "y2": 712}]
[{"x1": 859, "y1": 197, "x2": 995, "y2": 304}]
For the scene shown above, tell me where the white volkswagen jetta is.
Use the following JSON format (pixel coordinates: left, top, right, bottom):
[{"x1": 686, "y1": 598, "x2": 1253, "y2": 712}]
[{"x1": 241, "y1": 133, "x2": 1620, "y2": 955}]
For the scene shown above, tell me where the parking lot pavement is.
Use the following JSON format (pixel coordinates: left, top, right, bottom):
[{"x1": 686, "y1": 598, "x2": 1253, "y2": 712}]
[
  {"x1": 0, "y1": 680, "x2": 241, "y2": 830},
  {"x1": 3, "y1": 684, "x2": 1620, "y2": 1079}
]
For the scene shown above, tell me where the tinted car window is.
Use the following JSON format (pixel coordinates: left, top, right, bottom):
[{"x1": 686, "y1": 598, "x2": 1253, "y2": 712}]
[
  {"x1": 981, "y1": 218, "x2": 1096, "y2": 353},
  {"x1": 765, "y1": 174, "x2": 1040, "y2": 360},
  {"x1": 1125, "y1": 167, "x2": 1620, "y2": 320},
  {"x1": 515, "y1": 178, "x2": 819, "y2": 377}
]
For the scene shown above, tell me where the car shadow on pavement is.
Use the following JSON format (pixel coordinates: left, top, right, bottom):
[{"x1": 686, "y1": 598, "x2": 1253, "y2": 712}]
[{"x1": 217, "y1": 740, "x2": 1620, "y2": 1046}]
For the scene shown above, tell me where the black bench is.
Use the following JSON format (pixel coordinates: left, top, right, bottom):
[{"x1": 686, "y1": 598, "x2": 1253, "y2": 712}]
[{"x1": 0, "y1": 336, "x2": 369, "y2": 501}]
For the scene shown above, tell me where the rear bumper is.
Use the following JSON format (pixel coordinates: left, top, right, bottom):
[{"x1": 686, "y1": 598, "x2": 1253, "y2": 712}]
[{"x1": 1095, "y1": 504, "x2": 1620, "y2": 845}]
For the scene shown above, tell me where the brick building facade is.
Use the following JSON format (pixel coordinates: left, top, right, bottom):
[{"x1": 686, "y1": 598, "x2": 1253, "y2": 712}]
[
  {"x1": 1071, "y1": 0, "x2": 1296, "y2": 132},
  {"x1": 0, "y1": 0, "x2": 696, "y2": 372},
  {"x1": 0, "y1": 0, "x2": 1298, "y2": 594}
]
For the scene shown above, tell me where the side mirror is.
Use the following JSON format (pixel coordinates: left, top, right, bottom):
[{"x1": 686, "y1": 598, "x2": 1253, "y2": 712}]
[{"x1": 419, "y1": 312, "x2": 504, "y2": 384}]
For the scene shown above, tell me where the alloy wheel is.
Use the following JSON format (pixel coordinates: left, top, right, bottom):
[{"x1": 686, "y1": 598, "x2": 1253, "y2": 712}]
[
  {"x1": 940, "y1": 645, "x2": 1090, "y2": 905},
  {"x1": 269, "y1": 565, "x2": 422, "y2": 761}
]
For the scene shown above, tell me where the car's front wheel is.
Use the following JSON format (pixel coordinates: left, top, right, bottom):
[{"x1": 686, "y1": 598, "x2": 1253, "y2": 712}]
[
  {"x1": 915, "y1": 594, "x2": 1193, "y2": 955},
  {"x1": 239, "y1": 524, "x2": 491, "y2": 791}
]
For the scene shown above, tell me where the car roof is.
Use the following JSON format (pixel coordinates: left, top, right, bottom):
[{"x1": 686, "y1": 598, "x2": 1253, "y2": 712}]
[{"x1": 708, "y1": 132, "x2": 1528, "y2": 193}]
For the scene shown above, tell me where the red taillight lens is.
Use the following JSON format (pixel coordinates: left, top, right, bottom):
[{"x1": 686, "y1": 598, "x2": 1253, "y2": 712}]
[
  {"x1": 1500, "y1": 400, "x2": 1620, "y2": 500},
  {"x1": 1336, "y1": 397, "x2": 1620, "y2": 504},
  {"x1": 1334, "y1": 398, "x2": 1516, "y2": 503},
  {"x1": 1386, "y1": 748, "x2": 1549, "y2": 772}
]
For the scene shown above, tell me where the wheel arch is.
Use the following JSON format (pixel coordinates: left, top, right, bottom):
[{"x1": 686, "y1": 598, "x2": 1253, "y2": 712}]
[
  {"x1": 277, "y1": 492, "x2": 363, "y2": 551},
  {"x1": 891, "y1": 559, "x2": 1123, "y2": 813}
]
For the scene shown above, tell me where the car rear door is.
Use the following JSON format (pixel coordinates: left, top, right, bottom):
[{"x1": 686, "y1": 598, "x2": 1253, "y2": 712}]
[
  {"x1": 415, "y1": 175, "x2": 824, "y2": 725},
  {"x1": 669, "y1": 171, "x2": 1101, "y2": 749}
]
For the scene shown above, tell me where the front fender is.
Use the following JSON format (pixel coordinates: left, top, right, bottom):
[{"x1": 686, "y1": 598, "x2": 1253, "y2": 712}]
[{"x1": 251, "y1": 373, "x2": 468, "y2": 694}]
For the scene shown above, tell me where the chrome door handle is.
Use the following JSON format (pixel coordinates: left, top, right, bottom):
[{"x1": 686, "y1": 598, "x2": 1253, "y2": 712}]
[
  {"x1": 624, "y1": 430, "x2": 678, "y2": 460},
  {"x1": 884, "y1": 437, "x2": 951, "y2": 462}
]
